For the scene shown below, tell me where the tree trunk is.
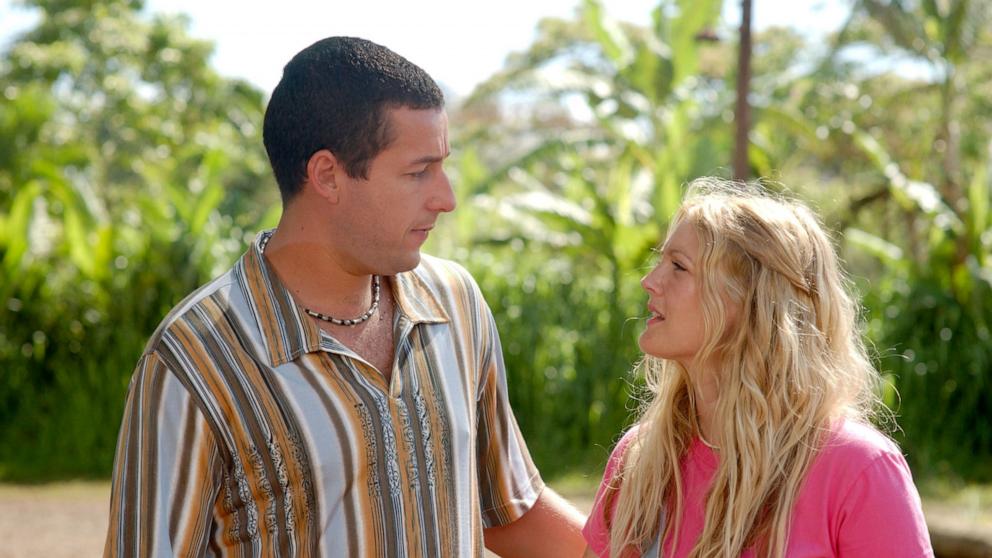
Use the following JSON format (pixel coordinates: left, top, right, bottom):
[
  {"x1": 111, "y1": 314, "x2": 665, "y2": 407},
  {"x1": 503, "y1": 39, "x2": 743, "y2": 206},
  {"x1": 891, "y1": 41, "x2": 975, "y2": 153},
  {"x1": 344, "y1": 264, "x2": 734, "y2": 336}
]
[{"x1": 734, "y1": 0, "x2": 753, "y2": 181}]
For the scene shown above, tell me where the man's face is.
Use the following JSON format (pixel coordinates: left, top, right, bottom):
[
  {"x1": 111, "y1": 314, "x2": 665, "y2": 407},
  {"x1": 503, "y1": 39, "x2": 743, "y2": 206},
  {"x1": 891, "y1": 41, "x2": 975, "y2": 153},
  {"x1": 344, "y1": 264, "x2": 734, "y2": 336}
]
[{"x1": 331, "y1": 106, "x2": 455, "y2": 276}]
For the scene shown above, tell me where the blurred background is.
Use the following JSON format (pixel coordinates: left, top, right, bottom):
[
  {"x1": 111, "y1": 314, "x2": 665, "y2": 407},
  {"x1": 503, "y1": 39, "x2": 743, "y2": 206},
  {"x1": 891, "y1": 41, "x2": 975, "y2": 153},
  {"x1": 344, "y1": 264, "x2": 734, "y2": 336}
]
[{"x1": 0, "y1": 0, "x2": 990, "y2": 553}]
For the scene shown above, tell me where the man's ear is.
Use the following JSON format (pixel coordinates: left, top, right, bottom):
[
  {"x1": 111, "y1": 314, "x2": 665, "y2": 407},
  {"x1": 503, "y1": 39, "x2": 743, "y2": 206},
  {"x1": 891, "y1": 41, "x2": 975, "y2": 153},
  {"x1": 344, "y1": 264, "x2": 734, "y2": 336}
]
[{"x1": 305, "y1": 149, "x2": 341, "y2": 203}]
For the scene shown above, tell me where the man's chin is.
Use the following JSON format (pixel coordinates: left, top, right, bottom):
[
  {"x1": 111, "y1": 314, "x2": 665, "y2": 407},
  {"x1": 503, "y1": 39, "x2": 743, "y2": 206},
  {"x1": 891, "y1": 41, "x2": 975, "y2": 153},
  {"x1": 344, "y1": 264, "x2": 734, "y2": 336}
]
[{"x1": 384, "y1": 252, "x2": 422, "y2": 275}]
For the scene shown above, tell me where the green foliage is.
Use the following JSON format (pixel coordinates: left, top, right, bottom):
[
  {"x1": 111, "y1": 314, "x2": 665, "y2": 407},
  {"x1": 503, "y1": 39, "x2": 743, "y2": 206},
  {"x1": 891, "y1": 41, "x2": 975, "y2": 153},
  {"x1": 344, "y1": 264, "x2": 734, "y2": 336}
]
[
  {"x1": 757, "y1": 0, "x2": 992, "y2": 480},
  {"x1": 870, "y1": 276, "x2": 992, "y2": 481},
  {"x1": 839, "y1": 0, "x2": 991, "y2": 481},
  {"x1": 448, "y1": 0, "x2": 992, "y2": 481},
  {"x1": 461, "y1": 247, "x2": 646, "y2": 471},
  {"x1": 0, "y1": 0, "x2": 274, "y2": 480},
  {"x1": 447, "y1": 0, "x2": 727, "y2": 475},
  {"x1": 846, "y1": 137, "x2": 992, "y2": 481},
  {"x1": 1, "y1": 0, "x2": 989, "y2": 485}
]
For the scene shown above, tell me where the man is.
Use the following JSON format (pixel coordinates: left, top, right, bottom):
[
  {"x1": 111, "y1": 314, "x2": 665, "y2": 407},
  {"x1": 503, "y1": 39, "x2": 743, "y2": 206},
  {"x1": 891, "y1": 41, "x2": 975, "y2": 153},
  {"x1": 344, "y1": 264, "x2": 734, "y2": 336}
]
[{"x1": 104, "y1": 36, "x2": 585, "y2": 556}]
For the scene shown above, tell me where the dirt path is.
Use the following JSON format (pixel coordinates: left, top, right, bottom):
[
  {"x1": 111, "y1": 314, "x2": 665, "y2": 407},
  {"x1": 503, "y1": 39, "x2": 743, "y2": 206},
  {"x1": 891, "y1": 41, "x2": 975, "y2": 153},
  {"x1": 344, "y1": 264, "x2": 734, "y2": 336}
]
[
  {"x1": 1, "y1": 482, "x2": 988, "y2": 557},
  {"x1": 0, "y1": 482, "x2": 591, "y2": 558},
  {"x1": 0, "y1": 482, "x2": 109, "y2": 558}
]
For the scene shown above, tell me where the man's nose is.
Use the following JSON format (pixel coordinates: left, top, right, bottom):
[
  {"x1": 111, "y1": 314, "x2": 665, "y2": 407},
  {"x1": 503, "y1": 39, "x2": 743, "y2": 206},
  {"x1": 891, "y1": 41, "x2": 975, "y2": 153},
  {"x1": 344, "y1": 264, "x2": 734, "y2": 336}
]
[{"x1": 431, "y1": 171, "x2": 456, "y2": 213}]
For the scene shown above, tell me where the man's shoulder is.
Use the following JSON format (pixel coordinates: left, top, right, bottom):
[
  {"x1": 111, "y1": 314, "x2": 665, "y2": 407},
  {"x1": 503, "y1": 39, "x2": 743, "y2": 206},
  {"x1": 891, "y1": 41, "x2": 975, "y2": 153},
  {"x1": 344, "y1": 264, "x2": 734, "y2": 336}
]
[{"x1": 143, "y1": 267, "x2": 240, "y2": 357}]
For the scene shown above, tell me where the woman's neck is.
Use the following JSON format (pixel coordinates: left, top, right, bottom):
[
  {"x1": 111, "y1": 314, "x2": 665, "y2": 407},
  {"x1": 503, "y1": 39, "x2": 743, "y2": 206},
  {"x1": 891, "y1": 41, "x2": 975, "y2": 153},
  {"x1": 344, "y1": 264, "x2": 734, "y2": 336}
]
[{"x1": 691, "y1": 366, "x2": 721, "y2": 448}]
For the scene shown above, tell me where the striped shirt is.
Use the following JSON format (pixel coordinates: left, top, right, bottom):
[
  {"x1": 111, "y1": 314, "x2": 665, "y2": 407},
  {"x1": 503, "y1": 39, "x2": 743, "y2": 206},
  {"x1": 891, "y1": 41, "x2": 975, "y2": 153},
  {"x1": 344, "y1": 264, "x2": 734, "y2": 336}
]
[{"x1": 104, "y1": 231, "x2": 544, "y2": 557}]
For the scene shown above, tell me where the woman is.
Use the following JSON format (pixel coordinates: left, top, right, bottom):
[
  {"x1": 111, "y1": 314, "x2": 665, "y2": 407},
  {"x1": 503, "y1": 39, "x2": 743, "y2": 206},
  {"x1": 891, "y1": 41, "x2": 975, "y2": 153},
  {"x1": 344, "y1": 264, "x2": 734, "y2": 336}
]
[{"x1": 582, "y1": 179, "x2": 933, "y2": 557}]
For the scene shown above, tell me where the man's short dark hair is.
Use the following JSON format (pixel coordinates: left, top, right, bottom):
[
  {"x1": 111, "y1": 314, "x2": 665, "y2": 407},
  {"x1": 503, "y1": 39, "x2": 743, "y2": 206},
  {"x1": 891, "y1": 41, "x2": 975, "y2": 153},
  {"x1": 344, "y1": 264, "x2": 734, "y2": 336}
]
[{"x1": 263, "y1": 36, "x2": 444, "y2": 201}]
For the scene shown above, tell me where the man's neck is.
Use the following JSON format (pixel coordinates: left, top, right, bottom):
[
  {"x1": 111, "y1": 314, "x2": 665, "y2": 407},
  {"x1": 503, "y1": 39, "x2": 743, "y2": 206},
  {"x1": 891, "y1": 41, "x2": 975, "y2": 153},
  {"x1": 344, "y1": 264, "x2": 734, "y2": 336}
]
[{"x1": 263, "y1": 219, "x2": 378, "y2": 320}]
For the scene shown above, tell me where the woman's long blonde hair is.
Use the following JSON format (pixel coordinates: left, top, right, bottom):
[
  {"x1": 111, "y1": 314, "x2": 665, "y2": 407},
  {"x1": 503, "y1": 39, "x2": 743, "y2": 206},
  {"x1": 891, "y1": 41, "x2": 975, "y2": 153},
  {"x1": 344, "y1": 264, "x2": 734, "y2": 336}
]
[{"x1": 607, "y1": 179, "x2": 886, "y2": 558}]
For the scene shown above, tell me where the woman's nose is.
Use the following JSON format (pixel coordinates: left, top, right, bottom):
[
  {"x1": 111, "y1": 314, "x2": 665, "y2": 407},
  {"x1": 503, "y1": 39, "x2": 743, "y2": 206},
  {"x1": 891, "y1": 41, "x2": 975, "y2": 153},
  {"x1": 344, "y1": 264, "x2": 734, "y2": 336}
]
[{"x1": 641, "y1": 266, "x2": 662, "y2": 293}]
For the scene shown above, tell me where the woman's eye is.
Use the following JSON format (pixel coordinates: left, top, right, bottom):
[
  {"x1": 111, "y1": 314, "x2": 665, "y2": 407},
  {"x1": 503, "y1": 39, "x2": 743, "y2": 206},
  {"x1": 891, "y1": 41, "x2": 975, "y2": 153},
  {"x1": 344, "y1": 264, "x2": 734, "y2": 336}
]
[{"x1": 673, "y1": 261, "x2": 687, "y2": 272}]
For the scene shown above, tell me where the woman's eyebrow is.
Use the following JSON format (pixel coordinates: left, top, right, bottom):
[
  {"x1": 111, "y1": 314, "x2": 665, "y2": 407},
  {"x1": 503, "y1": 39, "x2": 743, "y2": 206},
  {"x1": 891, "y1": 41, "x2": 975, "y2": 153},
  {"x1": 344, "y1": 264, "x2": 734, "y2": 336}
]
[{"x1": 661, "y1": 247, "x2": 693, "y2": 262}]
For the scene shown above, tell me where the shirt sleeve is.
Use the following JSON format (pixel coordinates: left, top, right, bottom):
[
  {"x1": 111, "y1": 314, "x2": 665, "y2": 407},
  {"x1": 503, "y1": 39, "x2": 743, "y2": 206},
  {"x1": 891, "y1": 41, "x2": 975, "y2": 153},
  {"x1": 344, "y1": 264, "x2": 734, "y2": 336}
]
[
  {"x1": 475, "y1": 304, "x2": 545, "y2": 528},
  {"x1": 835, "y1": 450, "x2": 934, "y2": 557},
  {"x1": 104, "y1": 352, "x2": 223, "y2": 557},
  {"x1": 583, "y1": 427, "x2": 639, "y2": 558}
]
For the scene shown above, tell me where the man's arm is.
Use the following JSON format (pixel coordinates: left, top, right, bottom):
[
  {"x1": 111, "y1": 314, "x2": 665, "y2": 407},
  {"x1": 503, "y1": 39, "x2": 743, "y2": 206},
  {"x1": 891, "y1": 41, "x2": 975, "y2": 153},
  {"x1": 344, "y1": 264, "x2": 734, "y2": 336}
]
[
  {"x1": 104, "y1": 352, "x2": 220, "y2": 557},
  {"x1": 483, "y1": 486, "x2": 586, "y2": 558},
  {"x1": 468, "y1": 275, "x2": 585, "y2": 556}
]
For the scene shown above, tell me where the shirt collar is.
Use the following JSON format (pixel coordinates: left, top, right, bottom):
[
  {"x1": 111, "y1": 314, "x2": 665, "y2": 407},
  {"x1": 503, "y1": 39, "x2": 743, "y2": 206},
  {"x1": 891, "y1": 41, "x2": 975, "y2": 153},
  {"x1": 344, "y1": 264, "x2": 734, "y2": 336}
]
[
  {"x1": 237, "y1": 230, "x2": 449, "y2": 367},
  {"x1": 391, "y1": 261, "x2": 450, "y2": 327}
]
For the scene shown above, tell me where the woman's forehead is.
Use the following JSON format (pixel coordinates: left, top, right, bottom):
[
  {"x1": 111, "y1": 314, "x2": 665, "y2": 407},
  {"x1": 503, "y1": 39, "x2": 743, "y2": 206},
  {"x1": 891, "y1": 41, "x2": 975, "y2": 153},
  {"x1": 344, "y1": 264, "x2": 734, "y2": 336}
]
[{"x1": 661, "y1": 220, "x2": 701, "y2": 255}]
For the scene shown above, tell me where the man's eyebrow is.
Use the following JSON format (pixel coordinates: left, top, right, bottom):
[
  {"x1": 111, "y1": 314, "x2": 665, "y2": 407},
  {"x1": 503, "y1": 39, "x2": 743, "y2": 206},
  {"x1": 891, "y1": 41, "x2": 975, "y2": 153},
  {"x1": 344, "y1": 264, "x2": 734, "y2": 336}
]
[{"x1": 408, "y1": 152, "x2": 450, "y2": 166}]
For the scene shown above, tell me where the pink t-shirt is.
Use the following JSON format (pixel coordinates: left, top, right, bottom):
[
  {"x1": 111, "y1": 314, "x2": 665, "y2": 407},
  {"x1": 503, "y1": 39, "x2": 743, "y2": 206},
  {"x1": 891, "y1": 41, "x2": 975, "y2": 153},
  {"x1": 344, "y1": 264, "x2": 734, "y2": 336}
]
[{"x1": 583, "y1": 420, "x2": 934, "y2": 557}]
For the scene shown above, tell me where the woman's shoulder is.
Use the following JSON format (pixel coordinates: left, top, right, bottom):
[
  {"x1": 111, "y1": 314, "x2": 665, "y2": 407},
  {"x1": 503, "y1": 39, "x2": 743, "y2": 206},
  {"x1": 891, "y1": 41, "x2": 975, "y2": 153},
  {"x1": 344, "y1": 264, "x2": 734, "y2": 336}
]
[
  {"x1": 806, "y1": 417, "x2": 910, "y2": 490},
  {"x1": 603, "y1": 425, "x2": 641, "y2": 473},
  {"x1": 819, "y1": 418, "x2": 903, "y2": 463},
  {"x1": 799, "y1": 421, "x2": 932, "y2": 554},
  {"x1": 616, "y1": 424, "x2": 641, "y2": 448}
]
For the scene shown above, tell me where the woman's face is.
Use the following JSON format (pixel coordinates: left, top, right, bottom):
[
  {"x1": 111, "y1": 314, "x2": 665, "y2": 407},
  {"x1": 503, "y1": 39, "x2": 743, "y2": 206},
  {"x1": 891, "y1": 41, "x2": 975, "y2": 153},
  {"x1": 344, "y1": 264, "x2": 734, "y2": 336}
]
[{"x1": 638, "y1": 220, "x2": 709, "y2": 368}]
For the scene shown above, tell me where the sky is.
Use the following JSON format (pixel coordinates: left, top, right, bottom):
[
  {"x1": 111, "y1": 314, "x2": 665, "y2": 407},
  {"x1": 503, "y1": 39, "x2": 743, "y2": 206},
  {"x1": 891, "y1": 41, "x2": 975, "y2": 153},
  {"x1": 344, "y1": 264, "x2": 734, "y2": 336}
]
[{"x1": 0, "y1": 0, "x2": 849, "y2": 97}]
